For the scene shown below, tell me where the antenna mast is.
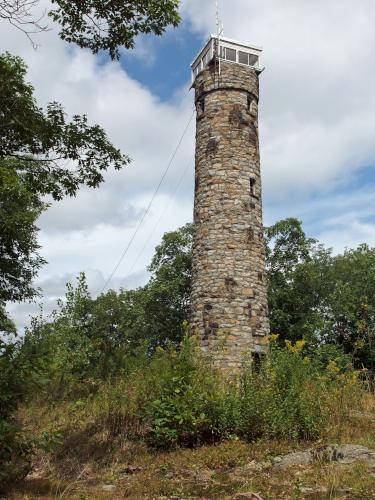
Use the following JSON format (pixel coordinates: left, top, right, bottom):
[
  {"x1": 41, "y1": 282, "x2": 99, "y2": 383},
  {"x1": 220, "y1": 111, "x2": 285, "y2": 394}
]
[{"x1": 215, "y1": 0, "x2": 223, "y2": 75}]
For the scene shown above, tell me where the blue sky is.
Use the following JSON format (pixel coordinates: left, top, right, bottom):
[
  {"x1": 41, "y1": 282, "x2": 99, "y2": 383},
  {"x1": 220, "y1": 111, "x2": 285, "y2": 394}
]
[
  {"x1": 119, "y1": 21, "x2": 203, "y2": 102},
  {"x1": 2, "y1": 0, "x2": 375, "y2": 328}
]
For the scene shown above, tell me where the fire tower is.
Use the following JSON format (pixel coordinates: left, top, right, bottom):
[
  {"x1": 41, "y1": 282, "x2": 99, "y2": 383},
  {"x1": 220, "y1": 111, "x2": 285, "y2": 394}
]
[{"x1": 190, "y1": 35, "x2": 270, "y2": 370}]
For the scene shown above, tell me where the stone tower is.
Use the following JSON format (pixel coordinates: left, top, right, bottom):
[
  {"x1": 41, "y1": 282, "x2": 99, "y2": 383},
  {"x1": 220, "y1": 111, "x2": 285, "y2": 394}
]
[{"x1": 190, "y1": 36, "x2": 269, "y2": 370}]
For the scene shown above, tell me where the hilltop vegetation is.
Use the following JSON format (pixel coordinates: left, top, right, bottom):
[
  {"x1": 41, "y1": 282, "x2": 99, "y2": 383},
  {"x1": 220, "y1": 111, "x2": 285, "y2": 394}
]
[{"x1": 1, "y1": 219, "x2": 375, "y2": 496}]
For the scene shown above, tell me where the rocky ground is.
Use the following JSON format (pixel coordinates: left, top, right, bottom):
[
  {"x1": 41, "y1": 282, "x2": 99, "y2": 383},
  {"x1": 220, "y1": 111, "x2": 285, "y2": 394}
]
[{"x1": 8, "y1": 441, "x2": 375, "y2": 499}]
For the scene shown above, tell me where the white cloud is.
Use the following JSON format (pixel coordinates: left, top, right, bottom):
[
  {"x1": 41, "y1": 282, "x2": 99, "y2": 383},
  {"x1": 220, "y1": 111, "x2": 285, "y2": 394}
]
[
  {"x1": 0, "y1": 9, "x2": 195, "y2": 328},
  {"x1": 3, "y1": 0, "x2": 375, "y2": 329},
  {"x1": 181, "y1": 0, "x2": 375, "y2": 197},
  {"x1": 181, "y1": 0, "x2": 375, "y2": 255}
]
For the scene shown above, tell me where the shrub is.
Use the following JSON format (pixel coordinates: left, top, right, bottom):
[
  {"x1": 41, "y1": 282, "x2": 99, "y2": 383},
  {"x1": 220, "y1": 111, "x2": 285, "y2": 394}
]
[
  {"x1": 84, "y1": 334, "x2": 364, "y2": 449},
  {"x1": 239, "y1": 341, "x2": 325, "y2": 440},
  {"x1": 21, "y1": 334, "x2": 365, "y2": 462},
  {"x1": 238, "y1": 339, "x2": 363, "y2": 442},
  {"x1": 0, "y1": 336, "x2": 33, "y2": 492},
  {"x1": 141, "y1": 334, "x2": 239, "y2": 448}
]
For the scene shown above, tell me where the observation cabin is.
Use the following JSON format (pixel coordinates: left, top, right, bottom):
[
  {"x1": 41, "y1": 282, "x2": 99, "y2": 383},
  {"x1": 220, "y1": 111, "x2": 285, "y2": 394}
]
[{"x1": 191, "y1": 35, "x2": 262, "y2": 83}]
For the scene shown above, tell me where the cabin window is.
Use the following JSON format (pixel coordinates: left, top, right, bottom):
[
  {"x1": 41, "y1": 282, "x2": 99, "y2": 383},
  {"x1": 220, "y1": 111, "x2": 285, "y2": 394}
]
[
  {"x1": 238, "y1": 51, "x2": 249, "y2": 65},
  {"x1": 250, "y1": 178, "x2": 256, "y2": 196},
  {"x1": 225, "y1": 47, "x2": 236, "y2": 62},
  {"x1": 249, "y1": 54, "x2": 259, "y2": 66}
]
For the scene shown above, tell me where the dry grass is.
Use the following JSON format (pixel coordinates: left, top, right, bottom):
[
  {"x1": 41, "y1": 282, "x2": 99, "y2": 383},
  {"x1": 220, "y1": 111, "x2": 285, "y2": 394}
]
[
  {"x1": 7, "y1": 440, "x2": 375, "y2": 499},
  {"x1": 7, "y1": 388, "x2": 375, "y2": 499}
]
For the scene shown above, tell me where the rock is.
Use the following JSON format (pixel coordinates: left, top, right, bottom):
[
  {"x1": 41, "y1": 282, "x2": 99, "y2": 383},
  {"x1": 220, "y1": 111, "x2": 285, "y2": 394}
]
[
  {"x1": 120, "y1": 465, "x2": 144, "y2": 475},
  {"x1": 101, "y1": 484, "x2": 116, "y2": 492},
  {"x1": 337, "y1": 487, "x2": 353, "y2": 494},
  {"x1": 299, "y1": 486, "x2": 328, "y2": 494},
  {"x1": 272, "y1": 450, "x2": 312, "y2": 469},
  {"x1": 272, "y1": 444, "x2": 375, "y2": 469},
  {"x1": 235, "y1": 493, "x2": 264, "y2": 500},
  {"x1": 232, "y1": 460, "x2": 270, "y2": 476},
  {"x1": 336, "y1": 444, "x2": 375, "y2": 465}
]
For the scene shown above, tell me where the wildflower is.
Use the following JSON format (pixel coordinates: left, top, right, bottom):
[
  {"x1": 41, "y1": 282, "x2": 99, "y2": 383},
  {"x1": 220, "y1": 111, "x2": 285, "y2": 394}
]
[
  {"x1": 326, "y1": 360, "x2": 340, "y2": 374},
  {"x1": 285, "y1": 339, "x2": 307, "y2": 354}
]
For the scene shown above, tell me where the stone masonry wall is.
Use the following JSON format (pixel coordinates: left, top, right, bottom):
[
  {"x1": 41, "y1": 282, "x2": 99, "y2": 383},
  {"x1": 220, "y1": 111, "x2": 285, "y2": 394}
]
[{"x1": 191, "y1": 60, "x2": 270, "y2": 371}]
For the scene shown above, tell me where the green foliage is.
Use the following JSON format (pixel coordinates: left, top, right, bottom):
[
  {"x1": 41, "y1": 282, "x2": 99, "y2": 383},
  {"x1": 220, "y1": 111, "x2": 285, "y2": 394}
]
[
  {"x1": 0, "y1": 49, "x2": 129, "y2": 491},
  {"x1": 28, "y1": 335, "x2": 363, "y2": 456},
  {"x1": 239, "y1": 341, "x2": 323, "y2": 440},
  {"x1": 142, "y1": 223, "x2": 193, "y2": 347},
  {"x1": 265, "y1": 218, "x2": 329, "y2": 342},
  {"x1": 49, "y1": 0, "x2": 181, "y2": 59},
  {"x1": 0, "y1": 52, "x2": 129, "y2": 200},
  {"x1": 20, "y1": 225, "x2": 194, "y2": 397},
  {"x1": 0, "y1": 52, "x2": 128, "y2": 304},
  {"x1": 265, "y1": 219, "x2": 375, "y2": 370},
  {"x1": 22, "y1": 274, "x2": 111, "y2": 397},
  {"x1": 0, "y1": 335, "x2": 34, "y2": 491},
  {"x1": 320, "y1": 245, "x2": 375, "y2": 370},
  {"x1": 142, "y1": 332, "x2": 238, "y2": 448},
  {"x1": 0, "y1": 162, "x2": 46, "y2": 304},
  {"x1": 145, "y1": 338, "x2": 362, "y2": 447}
]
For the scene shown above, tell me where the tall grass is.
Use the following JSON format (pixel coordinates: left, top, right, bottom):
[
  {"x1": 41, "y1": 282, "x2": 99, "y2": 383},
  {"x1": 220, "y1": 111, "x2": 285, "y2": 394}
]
[{"x1": 28, "y1": 335, "x2": 365, "y2": 452}]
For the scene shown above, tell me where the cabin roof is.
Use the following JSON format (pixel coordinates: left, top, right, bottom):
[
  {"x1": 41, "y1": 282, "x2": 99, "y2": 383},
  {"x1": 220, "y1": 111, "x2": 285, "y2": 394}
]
[{"x1": 191, "y1": 34, "x2": 262, "y2": 68}]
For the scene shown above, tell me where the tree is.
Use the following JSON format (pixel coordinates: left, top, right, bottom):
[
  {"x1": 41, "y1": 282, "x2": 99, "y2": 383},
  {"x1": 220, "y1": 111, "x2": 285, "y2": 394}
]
[
  {"x1": 0, "y1": 52, "x2": 129, "y2": 304},
  {"x1": 264, "y1": 218, "x2": 331, "y2": 342},
  {"x1": 1, "y1": 0, "x2": 181, "y2": 59},
  {"x1": 1, "y1": 53, "x2": 129, "y2": 199},
  {"x1": 321, "y1": 245, "x2": 375, "y2": 370},
  {"x1": 142, "y1": 223, "x2": 193, "y2": 347},
  {"x1": 0, "y1": 0, "x2": 48, "y2": 48},
  {"x1": 50, "y1": 0, "x2": 181, "y2": 60},
  {"x1": 0, "y1": 161, "x2": 45, "y2": 305},
  {"x1": 265, "y1": 219, "x2": 375, "y2": 370},
  {"x1": 0, "y1": 334, "x2": 34, "y2": 490}
]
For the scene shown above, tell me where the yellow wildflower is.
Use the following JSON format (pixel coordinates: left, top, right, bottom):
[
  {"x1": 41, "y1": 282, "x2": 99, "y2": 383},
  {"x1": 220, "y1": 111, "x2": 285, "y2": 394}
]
[
  {"x1": 285, "y1": 339, "x2": 307, "y2": 354},
  {"x1": 326, "y1": 360, "x2": 340, "y2": 374}
]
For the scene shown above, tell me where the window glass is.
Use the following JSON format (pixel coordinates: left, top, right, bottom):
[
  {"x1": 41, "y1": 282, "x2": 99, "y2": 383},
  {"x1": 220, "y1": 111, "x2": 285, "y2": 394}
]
[
  {"x1": 238, "y1": 51, "x2": 249, "y2": 65},
  {"x1": 225, "y1": 47, "x2": 236, "y2": 62},
  {"x1": 248, "y1": 54, "x2": 259, "y2": 66}
]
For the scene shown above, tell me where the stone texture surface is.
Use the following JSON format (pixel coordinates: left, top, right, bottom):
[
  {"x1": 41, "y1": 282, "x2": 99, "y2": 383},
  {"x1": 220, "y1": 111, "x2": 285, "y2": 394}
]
[
  {"x1": 231, "y1": 444, "x2": 375, "y2": 479},
  {"x1": 272, "y1": 444, "x2": 375, "y2": 469},
  {"x1": 191, "y1": 60, "x2": 270, "y2": 370}
]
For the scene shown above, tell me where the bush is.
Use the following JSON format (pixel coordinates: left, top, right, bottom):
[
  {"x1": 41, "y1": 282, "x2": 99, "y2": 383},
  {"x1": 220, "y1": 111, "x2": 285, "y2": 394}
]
[
  {"x1": 0, "y1": 336, "x2": 33, "y2": 492},
  {"x1": 0, "y1": 420, "x2": 32, "y2": 492},
  {"x1": 74, "y1": 334, "x2": 363, "y2": 449},
  {"x1": 21, "y1": 333, "x2": 365, "y2": 464},
  {"x1": 142, "y1": 335, "x2": 239, "y2": 448},
  {"x1": 239, "y1": 341, "x2": 325, "y2": 440},
  {"x1": 239, "y1": 339, "x2": 362, "y2": 441}
]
